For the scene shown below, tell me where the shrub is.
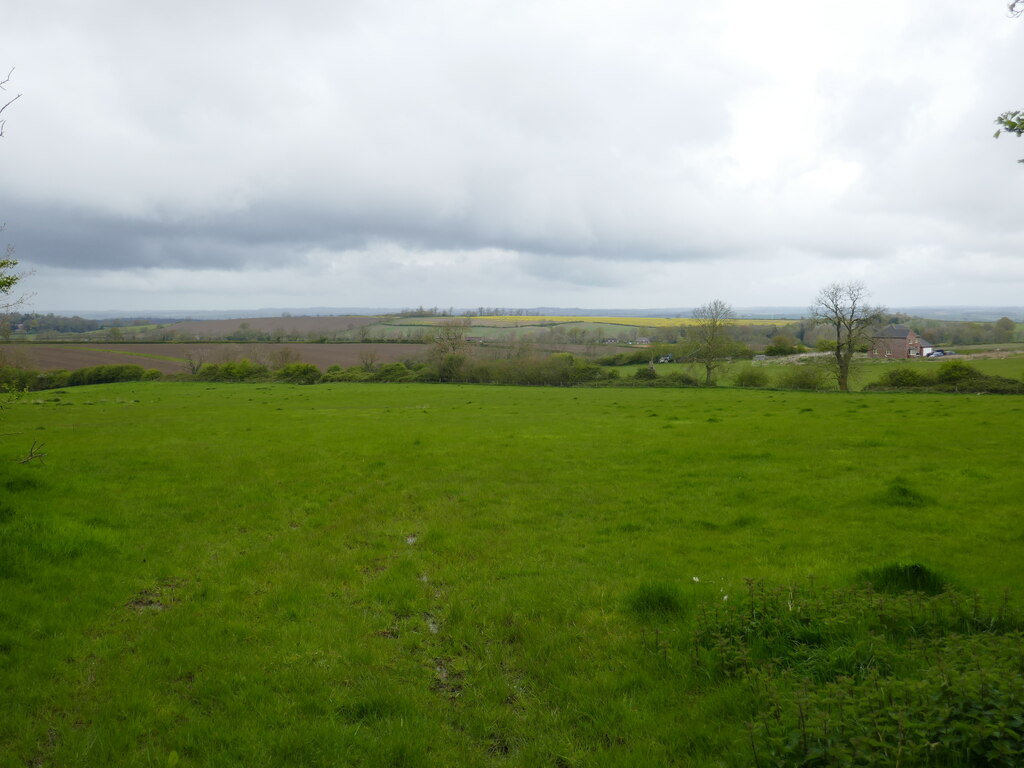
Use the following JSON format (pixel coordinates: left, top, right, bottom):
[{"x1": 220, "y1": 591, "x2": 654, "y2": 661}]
[
  {"x1": 370, "y1": 362, "x2": 414, "y2": 382},
  {"x1": 194, "y1": 359, "x2": 269, "y2": 382},
  {"x1": 936, "y1": 359, "x2": 976, "y2": 384},
  {"x1": 764, "y1": 335, "x2": 799, "y2": 356},
  {"x1": 455, "y1": 354, "x2": 610, "y2": 387},
  {"x1": 273, "y1": 362, "x2": 321, "y2": 385},
  {"x1": 0, "y1": 366, "x2": 38, "y2": 390},
  {"x1": 733, "y1": 367, "x2": 769, "y2": 388},
  {"x1": 660, "y1": 371, "x2": 699, "y2": 387},
  {"x1": 776, "y1": 364, "x2": 830, "y2": 391},
  {"x1": 320, "y1": 366, "x2": 371, "y2": 382},
  {"x1": 865, "y1": 361, "x2": 1022, "y2": 394},
  {"x1": 35, "y1": 370, "x2": 70, "y2": 389},
  {"x1": 596, "y1": 350, "x2": 652, "y2": 366},
  {"x1": 632, "y1": 365, "x2": 658, "y2": 381},
  {"x1": 875, "y1": 367, "x2": 928, "y2": 388},
  {"x1": 66, "y1": 364, "x2": 146, "y2": 386},
  {"x1": 142, "y1": 368, "x2": 162, "y2": 381}
]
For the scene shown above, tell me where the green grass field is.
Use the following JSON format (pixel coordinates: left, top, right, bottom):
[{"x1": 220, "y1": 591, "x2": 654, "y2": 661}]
[{"x1": 2, "y1": 383, "x2": 1022, "y2": 766}]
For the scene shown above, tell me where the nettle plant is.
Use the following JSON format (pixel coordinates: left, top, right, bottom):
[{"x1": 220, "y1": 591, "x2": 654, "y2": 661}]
[{"x1": 692, "y1": 574, "x2": 1024, "y2": 766}]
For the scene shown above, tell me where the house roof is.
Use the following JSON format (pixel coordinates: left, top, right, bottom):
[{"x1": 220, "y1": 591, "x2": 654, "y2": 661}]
[{"x1": 873, "y1": 324, "x2": 913, "y2": 339}]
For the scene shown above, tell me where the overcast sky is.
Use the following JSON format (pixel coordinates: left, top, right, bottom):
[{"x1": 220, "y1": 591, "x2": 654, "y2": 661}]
[{"x1": 2, "y1": 1, "x2": 1022, "y2": 314}]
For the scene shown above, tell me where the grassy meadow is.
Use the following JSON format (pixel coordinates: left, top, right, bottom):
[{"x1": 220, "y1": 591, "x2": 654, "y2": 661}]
[{"x1": 2, "y1": 382, "x2": 1023, "y2": 766}]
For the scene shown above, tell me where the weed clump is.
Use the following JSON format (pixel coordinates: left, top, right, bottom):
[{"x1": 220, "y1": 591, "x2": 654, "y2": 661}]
[
  {"x1": 877, "y1": 477, "x2": 934, "y2": 508},
  {"x1": 625, "y1": 583, "x2": 686, "y2": 619},
  {"x1": 859, "y1": 562, "x2": 948, "y2": 595},
  {"x1": 4, "y1": 475, "x2": 40, "y2": 492},
  {"x1": 692, "y1": 580, "x2": 1024, "y2": 765}
]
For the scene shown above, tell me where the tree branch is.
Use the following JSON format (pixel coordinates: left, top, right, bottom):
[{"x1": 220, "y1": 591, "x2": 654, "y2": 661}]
[{"x1": 0, "y1": 67, "x2": 22, "y2": 138}]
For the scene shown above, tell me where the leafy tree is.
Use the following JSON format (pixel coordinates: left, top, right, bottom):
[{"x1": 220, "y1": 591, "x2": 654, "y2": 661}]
[
  {"x1": 0, "y1": 227, "x2": 24, "y2": 315},
  {"x1": 993, "y1": 111, "x2": 1024, "y2": 162},
  {"x1": 687, "y1": 299, "x2": 735, "y2": 386},
  {"x1": 994, "y1": 316, "x2": 1016, "y2": 343},
  {"x1": 765, "y1": 334, "x2": 799, "y2": 356},
  {"x1": 994, "y1": 3, "x2": 1024, "y2": 161},
  {"x1": 811, "y1": 281, "x2": 885, "y2": 391}
]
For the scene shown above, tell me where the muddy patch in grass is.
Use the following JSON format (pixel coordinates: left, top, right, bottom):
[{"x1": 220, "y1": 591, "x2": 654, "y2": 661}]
[{"x1": 126, "y1": 579, "x2": 184, "y2": 613}]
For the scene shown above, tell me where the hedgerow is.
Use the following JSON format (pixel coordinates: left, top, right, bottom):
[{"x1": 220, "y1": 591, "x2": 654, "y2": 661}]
[{"x1": 865, "y1": 360, "x2": 1024, "y2": 394}]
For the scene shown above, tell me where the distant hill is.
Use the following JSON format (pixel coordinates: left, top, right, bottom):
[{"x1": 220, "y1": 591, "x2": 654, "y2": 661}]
[{"x1": 37, "y1": 305, "x2": 1024, "y2": 323}]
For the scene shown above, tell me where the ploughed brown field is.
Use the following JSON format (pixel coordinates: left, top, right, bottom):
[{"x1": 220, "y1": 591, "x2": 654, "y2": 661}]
[
  {"x1": 0, "y1": 342, "x2": 428, "y2": 375},
  {"x1": 160, "y1": 315, "x2": 381, "y2": 338}
]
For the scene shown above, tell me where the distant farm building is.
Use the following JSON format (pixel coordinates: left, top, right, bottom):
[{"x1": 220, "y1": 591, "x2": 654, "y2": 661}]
[{"x1": 870, "y1": 325, "x2": 932, "y2": 358}]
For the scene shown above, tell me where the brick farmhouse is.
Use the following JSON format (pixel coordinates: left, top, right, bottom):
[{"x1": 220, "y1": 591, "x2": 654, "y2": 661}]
[{"x1": 869, "y1": 324, "x2": 934, "y2": 358}]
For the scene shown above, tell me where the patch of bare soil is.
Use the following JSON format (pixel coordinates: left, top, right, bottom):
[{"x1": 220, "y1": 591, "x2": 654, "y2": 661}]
[{"x1": 126, "y1": 579, "x2": 184, "y2": 613}]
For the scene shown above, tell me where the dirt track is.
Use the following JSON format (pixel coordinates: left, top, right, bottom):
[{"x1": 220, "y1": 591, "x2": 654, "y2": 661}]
[{"x1": 0, "y1": 343, "x2": 429, "y2": 374}]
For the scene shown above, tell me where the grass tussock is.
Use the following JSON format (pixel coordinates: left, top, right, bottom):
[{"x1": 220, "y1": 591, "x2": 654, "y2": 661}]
[
  {"x1": 877, "y1": 477, "x2": 935, "y2": 508},
  {"x1": 625, "y1": 583, "x2": 688, "y2": 619},
  {"x1": 859, "y1": 561, "x2": 949, "y2": 595}
]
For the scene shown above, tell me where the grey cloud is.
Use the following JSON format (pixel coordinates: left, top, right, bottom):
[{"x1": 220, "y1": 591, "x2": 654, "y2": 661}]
[{"x1": 2, "y1": 1, "x2": 1024, "y2": 310}]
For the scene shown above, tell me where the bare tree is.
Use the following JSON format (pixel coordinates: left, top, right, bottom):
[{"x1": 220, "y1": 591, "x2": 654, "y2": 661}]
[
  {"x1": 429, "y1": 318, "x2": 471, "y2": 381},
  {"x1": 811, "y1": 281, "x2": 885, "y2": 392},
  {"x1": 268, "y1": 346, "x2": 300, "y2": 370},
  {"x1": 182, "y1": 349, "x2": 207, "y2": 375},
  {"x1": 0, "y1": 69, "x2": 28, "y2": 429},
  {"x1": 359, "y1": 349, "x2": 379, "y2": 372},
  {"x1": 431, "y1": 318, "x2": 471, "y2": 356},
  {"x1": 0, "y1": 67, "x2": 21, "y2": 138},
  {"x1": 688, "y1": 299, "x2": 736, "y2": 386}
]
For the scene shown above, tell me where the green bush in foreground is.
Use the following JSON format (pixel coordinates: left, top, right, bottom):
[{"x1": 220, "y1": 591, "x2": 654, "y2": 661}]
[{"x1": 694, "y1": 580, "x2": 1024, "y2": 766}]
